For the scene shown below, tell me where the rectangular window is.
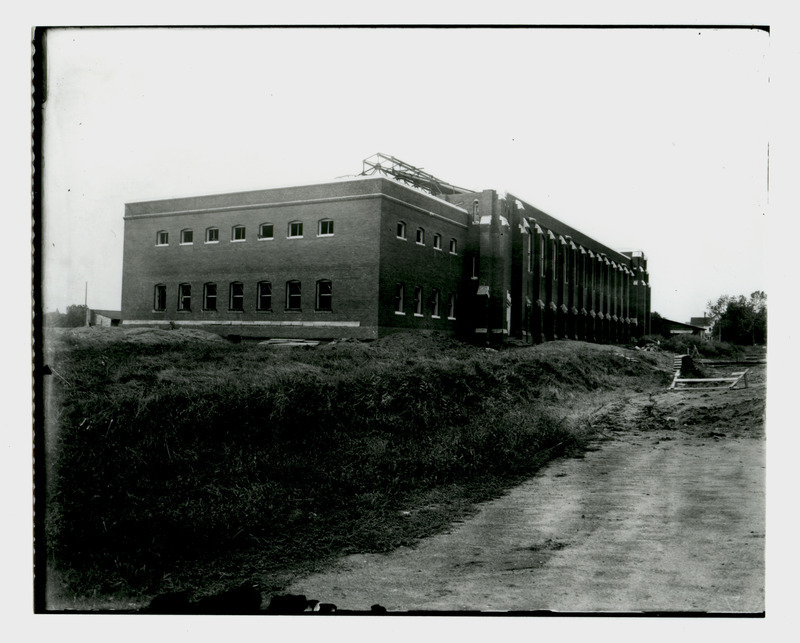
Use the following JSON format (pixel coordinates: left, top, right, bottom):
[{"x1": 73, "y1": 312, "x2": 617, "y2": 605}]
[
  {"x1": 539, "y1": 237, "x2": 545, "y2": 277},
  {"x1": 527, "y1": 235, "x2": 532, "y2": 273},
  {"x1": 156, "y1": 231, "x2": 169, "y2": 246},
  {"x1": 433, "y1": 234, "x2": 442, "y2": 250},
  {"x1": 414, "y1": 286, "x2": 423, "y2": 316},
  {"x1": 286, "y1": 281, "x2": 302, "y2": 310},
  {"x1": 203, "y1": 283, "x2": 217, "y2": 311},
  {"x1": 154, "y1": 284, "x2": 167, "y2": 311},
  {"x1": 178, "y1": 283, "x2": 191, "y2": 311},
  {"x1": 229, "y1": 282, "x2": 244, "y2": 311},
  {"x1": 180, "y1": 229, "x2": 193, "y2": 245},
  {"x1": 232, "y1": 225, "x2": 246, "y2": 241},
  {"x1": 416, "y1": 228, "x2": 425, "y2": 245},
  {"x1": 257, "y1": 281, "x2": 272, "y2": 311},
  {"x1": 394, "y1": 283, "x2": 405, "y2": 314},
  {"x1": 449, "y1": 238, "x2": 457, "y2": 254},
  {"x1": 258, "y1": 223, "x2": 274, "y2": 240},
  {"x1": 448, "y1": 293, "x2": 456, "y2": 319},
  {"x1": 471, "y1": 256, "x2": 478, "y2": 279},
  {"x1": 431, "y1": 289, "x2": 440, "y2": 317},
  {"x1": 318, "y1": 220, "x2": 334, "y2": 236},
  {"x1": 288, "y1": 222, "x2": 303, "y2": 238},
  {"x1": 316, "y1": 280, "x2": 332, "y2": 311},
  {"x1": 397, "y1": 222, "x2": 406, "y2": 239},
  {"x1": 206, "y1": 227, "x2": 219, "y2": 243}
]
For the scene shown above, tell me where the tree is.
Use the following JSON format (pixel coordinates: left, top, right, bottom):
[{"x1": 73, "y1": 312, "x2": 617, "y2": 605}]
[
  {"x1": 62, "y1": 304, "x2": 89, "y2": 328},
  {"x1": 706, "y1": 291, "x2": 766, "y2": 345}
]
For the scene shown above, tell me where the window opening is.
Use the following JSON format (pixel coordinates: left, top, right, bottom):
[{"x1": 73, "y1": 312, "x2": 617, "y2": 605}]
[
  {"x1": 316, "y1": 280, "x2": 332, "y2": 311},
  {"x1": 397, "y1": 221, "x2": 406, "y2": 239},
  {"x1": 232, "y1": 225, "x2": 246, "y2": 241},
  {"x1": 414, "y1": 286, "x2": 423, "y2": 315},
  {"x1": 154, "y1": 284, "x2": 167, "y2": 311},
  {"x1": 156, "y1": 231, "x2": 169, "y2": 246},
  {"x1": 180, "y1": 229, "x2": 193, "y2": 245},
  {"x1": 286, "y1": 280, "x2": 302, "y2": 310},
  {"x1": 178, "y1": 283, "x2": 191, "y2": 311},
  {"x1": 318, "y1": 219, "x2": 334, "y2": 236},
  {"x1": 395, "y1": 283, "x2": 405, "y2": 313},
  {"x1": 205, "y1": 227, "x2": 219, "y2": 243},
  {"x1": 203, "y1": 283, "x2": 217, "y2": 311},
  {"x1": 288, "y1": 221, "x2": 303, "y2": 238},
  {"x1": 257, "y1": 281, "x2": 272, "y2": 311},
  {"x1": 258, "y1": 223, "x2": 274, "y2": 239},
  {"x1": 229, "y1": 282, "x2": 244, "y2": 311}
]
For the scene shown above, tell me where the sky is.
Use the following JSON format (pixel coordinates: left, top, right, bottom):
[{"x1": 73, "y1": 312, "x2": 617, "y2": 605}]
[{"x1": 40, "y1": 26, "x2": 769, "y2": 322}]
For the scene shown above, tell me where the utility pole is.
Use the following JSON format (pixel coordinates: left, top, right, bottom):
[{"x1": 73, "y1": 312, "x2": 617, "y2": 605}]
[{"x1": 85, "y1": 281, "x2": 90, "y2": 326}]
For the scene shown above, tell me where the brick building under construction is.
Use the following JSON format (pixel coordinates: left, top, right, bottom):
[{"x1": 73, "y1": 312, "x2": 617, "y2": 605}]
[{"x1": 121, "y1": 154, "x2": 651, "y2": 343}]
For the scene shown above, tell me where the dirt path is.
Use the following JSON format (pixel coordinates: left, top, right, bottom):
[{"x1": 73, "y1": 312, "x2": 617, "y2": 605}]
[{"x1": 285, "y1": 378, "x2": 766, "y2": 613}]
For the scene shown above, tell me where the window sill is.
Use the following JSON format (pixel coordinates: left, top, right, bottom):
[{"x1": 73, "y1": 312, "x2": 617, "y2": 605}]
[
  {"x1": 433, "y1": 247, "x2": 442, "y2": 252},
  {"x1": 416, "y1": 242, "x2": 425, "y2": 247},
  {"x1": 396, "y1": 237, "x2": 407, "y2": 241},
  {"x1": 449, "y1": 252, "x2": 458, "y2": 256},
  {"x1": 287, "y1": 236, "x2": 304, "y2": 240},
  {"x1": 394, "y1": 311, "x2": 405, "y2": 316},
  {"x1": 204, "y1": 241, "x2": 219, "y2": 245},
  {"x1": 414, "y1": 313, "x2": 423, "y2": 318},
  {"x1": 155, "y1": 244, "x2": 169, "y2": 247},
  {"x1": 177, "y1": 310, "x2": 192, "y2": 313},
  {"x1": 179, "y1": 242, "x2": 193, "y2": 246},
  {"x1": 447, "y1": 317, "x2": 456, "y2": 321},
  {"x1": 230, "y1": 239, "x2": 246, "y2": 243},
  {"x1": 316, "y1": 234, "x2": 334, "y2": 238},
  {"x1": 432, "y1": 315, "x2": 441, "y2": 319},
  {"x1": 202, "y1": 309, "x2": 217, "y2": 313},
  {"x1": 314, "y1": 309, "x2": 333, "y2": 313},
  {"x1": 284, "y1": 309, "x2": 302, "y2": 313},
  {"x1": 227, "y1": 309, "x2": 245, "y2": 313},
  {"x1": 257, "y1": 237, "x2": 274, "y2": 241}
]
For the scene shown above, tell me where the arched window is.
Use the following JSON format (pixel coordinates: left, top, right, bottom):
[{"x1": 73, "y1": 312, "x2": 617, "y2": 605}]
[
  {"x1": 316, "y1": 280, "x2": 332, "y2": 311},
  {"x1": 288, "y1": 221, "x2": 303, "y2": 238},
  {"x1": 180, "y1": 229, "x2": 193, "y2": 245},
  {"x1": 229, "y1": 282, "x2": 244, "y2": 311},
  {"x1": 257, "y1": 281, "x2": 272, "y2": 311},
  {"x1": 286, "y1": 280, "x2": 302, "y2": 310},
  {"x1": 203, "y1": 283, "x2": 217, "y2": 311},
  {"x1": 178, "y1": 283, "x2": 191, "y2": 311},
  {"x1": 396, "y1": 221, "x2": 407, "y2": 239},
  {"x1": 414, "y1": 286, "x2": 423, "y2": 316},
  {"x1": 258, "y1": 223, "x2": 274, "y2": 240},
  {"x1": 394, "y1": 283, "x2": 405, "y2": 314},
  {"x1": 231, "y1": 225, "x2": 246, "y2": 242},
  {"x1": 154, "y1": 284, "x2": 167, "y2": 311},
  {"x1": 431, "y1": 289, "x2": 440, "y2": 317},
  {"x1": 318, "y1": 219, "x2": 334, "y2": 236},
  {"x1": 156, "y1": 231, "x2": 169, "y2": 246},
  {"x1": 205, "y1": 227, "x2": 219, "y2": 243},
  {"x1": 449, "y1": 238, "x2": 457, "y2": 255},
  {"x1": 448, "y1": 293, "x2": 457, "y2": 320},
  {"x1": 416, "y1": 228, "x2": 425, "y2": 245},
  {"x1": 433, "y1": 234, "x2": 442, "y2": 250}
]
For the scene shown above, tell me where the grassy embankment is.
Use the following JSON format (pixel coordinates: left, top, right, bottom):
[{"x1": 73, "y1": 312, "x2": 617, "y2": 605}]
[{"x1": 44, "y1": 329, "x2": 672, "y2": 605}]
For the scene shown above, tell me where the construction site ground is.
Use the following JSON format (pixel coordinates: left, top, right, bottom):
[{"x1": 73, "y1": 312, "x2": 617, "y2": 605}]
[{"x1": 285, "y1": 363, "x2": 766, "y2": 613}]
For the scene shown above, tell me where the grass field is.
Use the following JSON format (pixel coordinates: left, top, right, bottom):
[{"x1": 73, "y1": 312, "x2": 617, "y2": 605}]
[{"x1": 42, "y1": 327, "x2": 673, "y2": 608}]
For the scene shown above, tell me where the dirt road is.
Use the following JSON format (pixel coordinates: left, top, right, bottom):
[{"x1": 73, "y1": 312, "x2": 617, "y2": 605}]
[{"x1": 286, "y1": 375, "x2": 765, "y2": 613}]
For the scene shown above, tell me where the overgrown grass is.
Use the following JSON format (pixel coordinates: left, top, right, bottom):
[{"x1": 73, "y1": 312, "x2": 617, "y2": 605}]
[{"x1": 44, "y1": 330, "x2": 671, "y2": 603}]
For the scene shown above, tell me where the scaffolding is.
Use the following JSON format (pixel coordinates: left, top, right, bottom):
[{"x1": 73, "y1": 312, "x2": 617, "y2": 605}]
[{"x1": 359, "y1": 153, "x2": 472, "y2": 197}]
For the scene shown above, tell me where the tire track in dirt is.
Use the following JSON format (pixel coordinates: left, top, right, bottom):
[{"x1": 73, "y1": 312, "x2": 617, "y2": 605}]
[{"x1": 284, "y1": 384, "x2": 765, "y2": 613}]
